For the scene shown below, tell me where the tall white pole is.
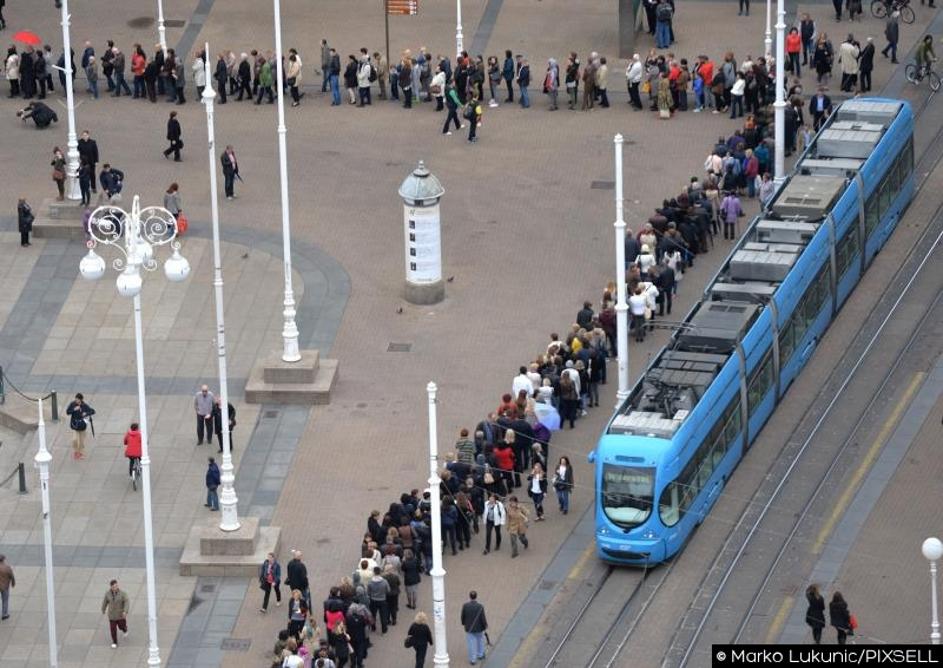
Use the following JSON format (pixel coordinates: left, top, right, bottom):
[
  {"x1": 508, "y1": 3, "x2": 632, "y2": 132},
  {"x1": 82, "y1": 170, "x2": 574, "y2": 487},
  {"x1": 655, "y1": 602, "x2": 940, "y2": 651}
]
[
  {"x1": 773, "y1": 0, "x2": 786, "y2": 185},
  {"x1": 455, "y1": 0, "x2": 464, "y2": 58},
  {"x1": 931, "y1": 559, "x2": 941, "y2": 645},
  {"x1": 764, "y1": 0, "x2": 773, "y2": 60},
  {"x1": 426, "y1": 382, "x2": 450, "y2": 667},
  {"x1": 203, "y1": 46, "x2": 239, "y2": 531},
  {"x1": 35, "y1": 398, "x2": 58, "y2": 668},
  {"x1": 59, "y1": 0, "x2": 80, "y2": 201},
  {"x1": 272, "y1": 0, "x2": 301, "y2": 363},
  {"x1": 613, "y1": 135, "x2": 630, "y2": 407},
  {"x1": 157, "y1": 0, "x2": 167, "y2": 57}
]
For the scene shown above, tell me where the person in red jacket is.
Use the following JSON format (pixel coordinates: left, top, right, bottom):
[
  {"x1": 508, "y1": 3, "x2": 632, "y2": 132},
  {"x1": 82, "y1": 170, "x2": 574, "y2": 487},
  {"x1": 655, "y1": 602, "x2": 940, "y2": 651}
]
[
  {"x1": 786, "y1": 27, "x2": 803, "y2": 78},
  {"x1": 123, "y1": 423, "x2": 142, "y2": 479}
]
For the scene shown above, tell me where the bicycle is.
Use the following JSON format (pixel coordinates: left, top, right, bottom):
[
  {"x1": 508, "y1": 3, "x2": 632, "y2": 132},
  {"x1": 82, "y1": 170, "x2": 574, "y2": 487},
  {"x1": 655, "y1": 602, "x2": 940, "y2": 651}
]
[
  {"x1": 871, "y1": 0, "x2": 916, "y2": 23},
  {"x1": 905, "y1": 61, "x2": 942, "y2": 91},
  {"x1": 129, "y1": 456, "x2": 142, "y2": 491}
]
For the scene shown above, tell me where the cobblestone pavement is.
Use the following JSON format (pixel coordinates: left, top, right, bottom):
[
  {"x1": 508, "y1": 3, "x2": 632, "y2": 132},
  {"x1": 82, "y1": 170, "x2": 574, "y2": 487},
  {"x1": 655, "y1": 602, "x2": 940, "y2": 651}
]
[{"x1": 0, "y1": 0, "x2": 936, "y2": 665}]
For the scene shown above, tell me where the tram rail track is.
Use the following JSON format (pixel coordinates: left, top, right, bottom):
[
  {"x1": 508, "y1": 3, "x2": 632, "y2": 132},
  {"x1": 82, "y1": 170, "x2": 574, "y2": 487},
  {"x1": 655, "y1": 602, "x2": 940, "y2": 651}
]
[{"x1": 667, "y1": 91, "x2": 943, "y2": 666}]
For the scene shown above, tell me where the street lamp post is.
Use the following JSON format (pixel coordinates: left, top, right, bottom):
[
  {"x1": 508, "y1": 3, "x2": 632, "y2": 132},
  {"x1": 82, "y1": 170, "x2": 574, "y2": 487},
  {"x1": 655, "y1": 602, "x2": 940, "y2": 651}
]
[
  {"x1": 455, "y1": 0, "x2": 464, "y2": 58},
  {"x1": 613, "y1": 135, "x2": 630, "y2": 406},
  {"x1": 201, "y1": 46, "x2": 239, "y2": 531},
  {"x1": 272, "y1": 0, "x2": 301, "y2": 363},
  {"x1": 79, "y1": 196, "x2": 191, "y2": 668},
  {"x1": 58, "y1": 0, "x2": 81, "y2": 201},
  {"x1": 156, "y1": 0, "x2": 167, "y2": 56},
  {"x1": 923, "y1": 537, "x2": 943, "y2": 645},
  {"x1": 35, "y1": 398, "x2": 58, "y2": 668},
  {"x1": 765, "y1": 0, "x2": 773, "y2": 60},
  {"x1": 773, "y1": 0, "x2": 787, "y2": 185},
  {"x1": 426, "y1": 382, "x2": 450, "y2": 667}
]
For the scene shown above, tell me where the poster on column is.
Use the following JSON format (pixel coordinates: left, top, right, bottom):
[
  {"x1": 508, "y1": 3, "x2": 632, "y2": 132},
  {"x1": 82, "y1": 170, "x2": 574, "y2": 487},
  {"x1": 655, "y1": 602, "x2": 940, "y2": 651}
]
[{"x1": 404, "y1": 204, "x2": 442, "y2": 284}]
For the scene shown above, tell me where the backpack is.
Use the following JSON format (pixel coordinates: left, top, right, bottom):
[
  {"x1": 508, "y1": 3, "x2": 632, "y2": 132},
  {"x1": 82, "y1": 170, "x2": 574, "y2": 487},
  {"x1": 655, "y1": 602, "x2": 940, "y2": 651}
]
[
  {"x1": 463, "y1": 104, "x2": 476, "y2": 120},
  {"x1": 368, "y1": 63, "x2": 377, "y2": 83},
  {"x1": 656, "y1": 3, "x2": 673, "y2": 21}
]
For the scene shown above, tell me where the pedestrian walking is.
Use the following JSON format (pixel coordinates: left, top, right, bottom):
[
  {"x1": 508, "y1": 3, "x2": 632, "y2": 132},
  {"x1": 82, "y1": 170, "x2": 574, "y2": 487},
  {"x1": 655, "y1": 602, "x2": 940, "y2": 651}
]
[
  {"x1": 66, "y1": 392, "x2": 95, "y2": 460},
  {"x1": 506, "y1": 495, "x2": 530, "y2": 557},
  {"x1": 220, "y1": 145, "x2": 239, "y2": 199},
  {"x1": 194, "y1": 385, "x2": 215, "y2": 445},
  {"x1": 0, "y1": 555, "x2": 15, "y2": 621},
  {"x1": 829, "y1": 591, "x2": 854, "y2": 644},
  {"x1": 544, "y1": 57, "x2": 559, "y2": 110},
  {"x1": 287, "y1": 589, "x2": 308, "y2": 642},
  {"x1": 287, "y1": 50, "x2": 303, "y2": 106},
  {"x1": 805, "y1": 584, "x2": 826, "y2": 644},
  {"x1": 460, "y1": 591, "x2": 488, "y2": 665},
  {"x1": 77, "y1": 130, "x2": 99, "y2": 193},
  {"x1": 101, "y1": 579, "x2": 129, "y2": 648},
  {"x1": 552, "y1": 456, "x2": 574, "y2": 514},
  {"x1": 99, "y1": 164, "x2": 124, "y2": 202},
  {"x1": 405, "y1": 611, "x2": 434, "y2": 668},
  {"x1": 235, "y1": 52, "x2": 252, "y2": 100},
  {"x1": 442, "y1": 82, "x2": 462, "y2": 135},
  {"x1": 482, "y1": 493, "x2": 505, "y2": 554},
  {"x1": 111, "y1": 47, "x2": 131, "y2": 96},
  {"x1": 882, "y1": 12, "x2": 900, "y2": 63},
  {"x1": 205, "y1": 457, "x2": 220, "y2": 511},
  {"x1": 163, "y1": 182, "x2": 182, "y2": 222},
  {"x1": 254, "y1": 57, "x2": 274, "y2": 103},
  {"x1": 466, "y1": 95, "x2": 482, "y2": 143},
  {"x1": 212, "y1": 397, "x2": 236, "y2": 453},
  {"x1": 527, "y1": 462, "x2": 548, "y2": 520},
  {"x1": 50, "y1": 146, "x2": 65, "y2": 200},
  {"x1": 163, "y1": 110, "x2": 182, "y2": 161},
  {"x1": 17, "y1": 198, "x2": 33, "y2": 248},
  {"x1": 285, "y1": 550, "x2": 310, "y2": 611},
  {"x1": 259, "y1": 552, "x2": 282, "y2": 613}
]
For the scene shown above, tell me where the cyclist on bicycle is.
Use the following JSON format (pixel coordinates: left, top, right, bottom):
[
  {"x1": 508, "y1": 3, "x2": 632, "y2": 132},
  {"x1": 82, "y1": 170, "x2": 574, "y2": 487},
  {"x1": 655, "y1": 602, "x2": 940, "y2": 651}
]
[
  {"x1": 915, "y1": 34, "x2": 937, "y2": 78},
  {"x1": 124, "y1": 422, "x2": 142, "y2": 479}
]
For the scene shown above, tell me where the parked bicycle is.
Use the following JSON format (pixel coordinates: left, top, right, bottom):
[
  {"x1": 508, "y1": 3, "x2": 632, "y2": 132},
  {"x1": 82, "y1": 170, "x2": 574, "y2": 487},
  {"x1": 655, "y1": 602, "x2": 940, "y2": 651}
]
[{"x1": 872, "y1": 0, "x2": 916, "y2": 23}]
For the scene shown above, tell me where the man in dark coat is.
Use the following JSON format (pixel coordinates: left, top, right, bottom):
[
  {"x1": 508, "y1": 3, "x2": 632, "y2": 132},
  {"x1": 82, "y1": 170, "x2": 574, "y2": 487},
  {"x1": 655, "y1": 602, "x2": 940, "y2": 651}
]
[
  {"x1": 808, "y1": 87, "x2": 833, "y2": 131},
  {"x1": 214, "y1": 52, "x2": 228, "y2": 103},
  {"x1": 17, "y1": 101, "x2": 57, "y2": 128},
  {"x1": 654, "y1": 258, "x2": 675, "y2": 315},
  {"x1": 163, "y1": 110, "x2": 182, "y2": 161},
  {"x1": 77, "y1": 130, "x2": 99, "y2": 193},
  {"x1": 204, "y1": 457, "x2": 220, "y2": 511},
  {"x1": 220, "y1": 145, "x2": 239, "y2": 199},
  {"x1": 153, "y1": 45, "x2": 166, "y2": 96},
  {"x1": 99, "y1": 164, "x2": 124, "y2": 200},
  {"x1": 460, "y1": 591, "x2": 488, "y2": 664},
  {"x1": 881, "y1": 13, "x2": 899, "y2": 63},
  {"x1": 212, "y1": 398, "x2": 236, "y2": 453},
  {"x1": 17, "y1": 199, "x2": 33, "y2": 247},
  {"x1": 33, "y1": 49, "x2": 47, "y2": 98},
  {"x1": 858, "y1": 37, "x2": 875, "y2": 92},
  {"x1": 19, "y1": 47, "x2": 35, "y2": 99},
  {"x1": 285, "y1": 551, "x2": 310, "y2": 609}
]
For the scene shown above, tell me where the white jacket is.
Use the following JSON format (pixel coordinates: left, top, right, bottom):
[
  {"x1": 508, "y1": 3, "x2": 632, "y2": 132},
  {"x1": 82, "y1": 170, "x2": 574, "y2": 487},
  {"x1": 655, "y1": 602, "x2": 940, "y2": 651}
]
[
  {"x1": 5, "y1": 53, "x2": 19, "y2": 80},
  {"x1": 626, "y1": 60, "x2": 643, "y2": 84},
  {"x1": 484, "y1": 500, "x2": 507, "y2": 525},
  {"x1": 431, "y1": 70, "x2": 446, "y2": 94},
  {"x1": 357, "y1": 58, "x2": 372, "y2": 87},
  {"x1": 192, "y1": 58, "x2": 206, "y2": 86},
  {"x1": 839, "y1": 42, "x2": 860, "y2": 74}
]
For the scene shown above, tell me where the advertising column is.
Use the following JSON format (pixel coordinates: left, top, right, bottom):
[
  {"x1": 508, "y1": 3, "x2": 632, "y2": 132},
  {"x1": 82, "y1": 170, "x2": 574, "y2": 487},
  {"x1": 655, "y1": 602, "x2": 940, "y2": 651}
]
[{"x1": 399, "y1": 161, "x2": 446, "y2": 305}]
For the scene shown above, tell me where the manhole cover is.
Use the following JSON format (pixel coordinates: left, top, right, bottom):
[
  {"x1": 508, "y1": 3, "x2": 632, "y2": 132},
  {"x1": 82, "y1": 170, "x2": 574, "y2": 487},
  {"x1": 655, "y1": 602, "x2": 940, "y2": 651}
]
[
  {"x1": 220, "y1": 638, "x2": 251, "y2": 652},
  {"x1": 127, "y1": 17, "x2": 155, "y2": 28},
  {"x1": 165, "y1": 19, "x2": 186, "y2": 27},
  {"x1": 200, "y1": 584, "x2": 216, "y2": 593},
  {"x1": 316, "y1": 537, "x2": 331, "y2": 544},
  {"x1": 263, "y1": 410, "x2": 279, "y2": 419},
  {"x1": 387, "y1": 343, "x2": 412, "y2": 352},
  {"x1": 591, "y1": 180, "x2": 615, "y2": 190}
]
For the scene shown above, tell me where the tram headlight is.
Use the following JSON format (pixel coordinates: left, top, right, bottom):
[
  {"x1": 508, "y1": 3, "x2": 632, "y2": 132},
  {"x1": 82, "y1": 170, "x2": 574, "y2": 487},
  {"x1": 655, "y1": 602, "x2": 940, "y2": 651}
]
[
  {"x1": 642, "y1": 529, "x2": 657, "y2": 540},
  {"x1": 597, "y1": 526, "x2": 610, "y2": 536}
]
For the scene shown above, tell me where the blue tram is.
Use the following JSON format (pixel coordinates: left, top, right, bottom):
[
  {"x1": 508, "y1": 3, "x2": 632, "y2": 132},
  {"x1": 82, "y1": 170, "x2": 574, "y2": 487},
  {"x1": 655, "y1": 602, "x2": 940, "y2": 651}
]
[{"x1": 590, "y1": 99, "x2": 914, "y2": 565}]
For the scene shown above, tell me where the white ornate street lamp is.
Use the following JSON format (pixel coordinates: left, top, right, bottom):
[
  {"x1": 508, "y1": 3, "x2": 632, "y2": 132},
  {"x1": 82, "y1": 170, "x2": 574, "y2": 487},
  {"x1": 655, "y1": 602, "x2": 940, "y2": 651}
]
[
  {"x1": 773, "y1": 0, "x2": 786, "y2": 185},
  {"x1": 35, "y1": 398, "x2": 58, "y2": 668},
  {"x1": 57, "y1": 0, "x2": 80, "y2": 201},
  {"x1": 201, "y1": 46, "x2": 239, "y2": 531},
  {"x1": 613, "y1": 134, "x2": 629, "y2": 406},
  {"x1": 426, "y1": 382, "x2": 450, "y2": 667},
  {"x1": 157, "y1": 0, "x2": 167, "y2": 57},
  {"x1": 272, "y1": 0, "x2": 302, "y2": 363},
  {"x1": 455, "y1": 0, "x2": 464, "y2": 58},
  {"x1": 79, "y1": 196, "x2": 190, "y2": 668},
  {"x1": 923, "y1": 537, "x2": 943, "y2": 645}
]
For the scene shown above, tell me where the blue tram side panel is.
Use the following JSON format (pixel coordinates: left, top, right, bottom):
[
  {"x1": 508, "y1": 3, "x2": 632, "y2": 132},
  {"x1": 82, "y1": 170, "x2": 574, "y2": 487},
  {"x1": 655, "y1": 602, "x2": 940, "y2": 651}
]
[{"x1": 590, "y1": 98, "x2": 914, "y2": 565}]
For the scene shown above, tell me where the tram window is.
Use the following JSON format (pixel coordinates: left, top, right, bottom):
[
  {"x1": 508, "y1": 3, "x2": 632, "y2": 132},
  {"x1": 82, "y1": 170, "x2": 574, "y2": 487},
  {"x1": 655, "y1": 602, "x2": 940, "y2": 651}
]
[
  {"x1": 747, "y1": 352, "x2": 774, "y2": 414},
  {"x1": 879, "y1": 176, "x2": 892, "y2": 217},
  {"x1": 888, "y1": 160, "x2": 900, "y2": 197},
  {"x1": 779, "y1": 321, "x2": 795, "y2": 365},
  {"x1": 836, "y1": 223, "x2": 860, "y2": 278},
  {"x1": 865, "y1": 191, "x2": 880, "y2": 235},
  {"x1": 901, "y1": 138, "x2": 914, "y2": 179},
  {"x1": 804, "y1": 265, "x2": 831, "y2": 324}
]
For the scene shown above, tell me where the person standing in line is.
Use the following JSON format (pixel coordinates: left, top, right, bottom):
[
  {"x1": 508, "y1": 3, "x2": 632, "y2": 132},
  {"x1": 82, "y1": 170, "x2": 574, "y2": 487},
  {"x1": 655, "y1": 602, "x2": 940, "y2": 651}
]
[
  {"x1": 829, "y1": 591, "x2": 852, "y2": 644},
  {"x1": 194, "y1": 384, "x2": 215, "y2": 445},
  {"x1": 84, "y1": 55, "x2": 99, "y2": 99},
  {"x1": 320, "y1": 39, "x2": 331, "y2": 92},
  {"x1": 506, "y1": 495, "x2": 530, "y2": 558},
  {"x1": 101, "y1": 579, "x2": 129, "y2": 649},
  {"x1": 527, "y1": 462, "x2": 548, "y2": 520},
  {"x1": 100, "y1": 40, "x2": 115, "y2": 92},
  {"x1": 163, "y1": 110, "x2": 182, "y2": 162},
  {"x1": 77, "y1": 130, "x2": 99, "y2": 192},
  {"x1": 466, "y1": 94, "x2": 482, "y2": 143},
  {"x1": 881, "y1": 11, "x2": 900, "y2": 63},
  {"x1": 287, "y1": 589, "x2": 308, "y2": 642},
  {"x1": 286, "y1": 49, "x2": 303, "y2": 107},
  {"x1": 502, "y1": 49, "x2": 514, "y2": 102},
  {"x1": 285, "y1": 550, "x2": 310, "y2": 611},
  {"x1": 720, "y1": 189, "x2": 743, "y2": 239},
  {"x1": 374, "y1": 51, "x2": 388, "y2": 100},
  {"x1": 212, "y1": 397, "x2": 236, "y2": 453},
  {"x1": 739, "y1": 0, "x2": 750, "y2": 15},
  {"x1": 0, "y1": 555, "x2": 14, "y2": 621},
  {"x1": 131, "y1": 44, "x2": 146, "y2": 98},
  {"x1": 328, "y1": 48, "x2": 341, "y2": 105},
  {"x1": 356, "y1": 51, "x2": 372, "y2": 107},
  {"x1": 517, "y1": 57, "x2": 531, "y2": 108},
  {"x1": 205, "y1": 456, "x2": 220, "y2": 511},
  {"x1": 460, "y1": 591, "x2": 487, "y2": 665},
  {"x1": 5, "y1": 47, "x2": 20, "y2": 98},
  {"x1": 482, "y1": 493, "x2": 505, "y2": 554},
  {"x1": 367, "y1": 566, "x2": 390, "y2": 634},
  {"x1": 173, "y1": 51, "x2": 186, "y2": 104},
  {"x1": 50, "y1": 146, "x2": 65, "y2": 200},
  {"x1": 17, "y1": 198, "x2": 33, "y2": 248},
  {"x1": 254, "y1": 57, "x2": 274, "y2": 104},
  {"x1": 111, "y1": 47, "x2": 131, "y2": 96},
  {"x1": 805, "y1": 584, "x2": 826, "y2": 644},
  {"x1": 235, "y1": 53, "x2": 252, "y2": 100},
  {"x1": 858, "y1": 36, "x2": 874, "y2": 92},
  {"x1": 33, "y1": 48, "x2": 48, "y2": 99},
  {"x1": 191, "y1": 49, "x2": 206, "y2": 98},
  {"x1": 42, "y1": 45, "x2": 55, "y2": 94},
  {"x1": 838, "y1": 34, "x2": 860, "y2": 93},
  {"x1": 259, "y1": 552, "x2": 282, "y2": 613},
  {"x1": 66, "y1": 393, "x2": 95, "y2": 460},
  {"x1": 163, "y1": 48, "x2": 177, "y2": 102},
  {"x1": 544, "y1": 57, "x2": 559, "y2": 110},
  {"x1": 626, "y1": 54, "x2": 643, "y2": 109},
  {"x1": 214, "y1": 52, "x2": 228, "y2": 104},
  {"x1": 220, "y1": 145, "x2": 239, "y2": 200},
  {"x1": 406, "y1": 611, "x2": 433, "y2": 668},
  {"x1": 596, "y1": 56, "x2": 609, "y2": 107}
]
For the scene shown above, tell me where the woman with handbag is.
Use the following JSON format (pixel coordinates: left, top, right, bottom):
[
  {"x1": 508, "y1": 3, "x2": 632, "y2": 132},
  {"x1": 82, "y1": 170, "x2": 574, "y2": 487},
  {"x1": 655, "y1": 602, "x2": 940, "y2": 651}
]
[
  {"x1": 164, "y1": 182, "x2": 182, "y2": 222},
  {"x1": 553, "y1": 456, "x2": 574, "y2": 515},
  {"x1": 259, "y1": 552, "x2": 282, "y2": 613},
  {"x1": 405, "y1": 611, "x2": 434, "y2": 668},
  {"x1": 51, "y1": 146, "x2": 66, "y2": 200},
  {"x1": 527, "y1": 462, "x2": 548, "y2": 520},
  {"x1": 287, "y1": 589, "x2": 308, "y2": 642},
  {"x1": 829, "y1": 591, "x2": 853, "y2": 644}
]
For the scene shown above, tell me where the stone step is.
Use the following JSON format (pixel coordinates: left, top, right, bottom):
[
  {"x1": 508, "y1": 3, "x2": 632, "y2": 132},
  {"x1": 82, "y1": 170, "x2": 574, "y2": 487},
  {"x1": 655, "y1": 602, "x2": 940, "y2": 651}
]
[
  {"x1": 244, "y1": 357, "x2": 338, "y2": 405},
  {"x1": 31, "y1": 215, "x2": 86, "y2": 241},
  {"x1": 43, "y1": 197, "x2": 86, "y2": 220},
  {"x1": 179, "y1": 518, "x2": 281, "y2": 577},
  {"x1": 262, "y1": 350, "x2": 320, "y2": 385}
]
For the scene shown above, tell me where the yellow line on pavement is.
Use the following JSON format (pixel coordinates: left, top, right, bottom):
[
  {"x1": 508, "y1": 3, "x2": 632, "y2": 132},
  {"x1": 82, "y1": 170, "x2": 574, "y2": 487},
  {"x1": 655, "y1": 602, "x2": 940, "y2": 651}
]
[
  {"x1": 812, "y1": 371, "x2": 925, "y2": 555},
  {"x1": 764, "y1": 595, "x2": 795, "y2": 643},
  {"x1": 507, "y1": 541, "x2": 597, "y2": 668}
]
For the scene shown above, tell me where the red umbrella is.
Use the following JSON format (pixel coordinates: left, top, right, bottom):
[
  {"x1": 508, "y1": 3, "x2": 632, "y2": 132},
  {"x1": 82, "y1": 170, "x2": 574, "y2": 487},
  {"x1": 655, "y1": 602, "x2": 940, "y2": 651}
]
[{"x1": 13, "y1": 31, "x2": 42, "y2": 46}]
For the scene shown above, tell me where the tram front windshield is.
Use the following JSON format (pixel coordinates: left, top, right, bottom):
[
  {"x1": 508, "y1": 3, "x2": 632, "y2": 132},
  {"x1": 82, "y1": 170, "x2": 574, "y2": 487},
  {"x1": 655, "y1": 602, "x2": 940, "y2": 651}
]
[{"x1": 601, "y1": 464, "x2": 654, "y2": 529}]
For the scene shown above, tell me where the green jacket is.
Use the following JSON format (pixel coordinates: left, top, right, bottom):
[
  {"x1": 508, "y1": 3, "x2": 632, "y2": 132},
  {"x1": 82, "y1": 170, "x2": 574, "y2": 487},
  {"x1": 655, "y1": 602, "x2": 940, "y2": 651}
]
[
  {"x1": 102, "y1": 588, "x2": 129, "y2": 620},
  {"x1": 259, "y1": 61, "x2": 274, "y2": 87}
]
